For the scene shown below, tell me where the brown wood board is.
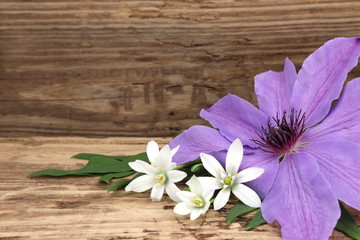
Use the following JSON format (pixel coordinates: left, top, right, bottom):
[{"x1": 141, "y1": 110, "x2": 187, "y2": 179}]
[
  {"x1": 1, "y1": 1, "x2": 360, "y2": 137},
  {"x1": 0, "y1": 137, "x2": 358, "y2": 239}
]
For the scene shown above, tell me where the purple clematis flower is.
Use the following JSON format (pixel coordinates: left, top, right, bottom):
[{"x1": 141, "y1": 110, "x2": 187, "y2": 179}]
[{"x1": 169, "y1": 37, "x2": 360, "y2": 240}]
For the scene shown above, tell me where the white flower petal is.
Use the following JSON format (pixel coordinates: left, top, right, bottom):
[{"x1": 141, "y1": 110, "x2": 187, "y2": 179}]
[
  {"x1": 177, "y1": 191, "x2": 196, "y2": 202},
  {"x1": 203, "y1": 189, "x2": 215, "y2": 201},
  {"x1": 128, "y1": 160, "x2": 158, "y2": 176},
  {"x1": 167, "y1": 170, "x2": 187, "y2": 183},
  {"x1": 169, "y1": 162, "x2": 177, "y2": 169},
  {"x1": 174, "y1": 202, "x2": 192, "y2": 215},
  {"x1": 147, "y1": 140, "x2": 159, "y2": 164},
  {"x1": 236, "y1": 167, "x2": 265, "y2": 183},
  {"x1": 190, "y1": 208, "x2": 203, "y2": 220},
  {"x1": 214, "y1": 188, "x2": 231, "y2": 210},
  {"x1": 200, "y1": 153, "x2": 225, "y2": 179},
  {"x1": 125, "y1": 175, "x2": 154, "y2": 192},
  {"x1": 165, "y1": 182, "x2": 182, "y2": 202},
  {"x1": 226, "y1": 138, "x2": 243, "y2": 175},
  {"x1": 150, "y1": 184, "x2": 165, "y2": 201},
  {"x1": 198, "y1": 177, "x2": 223, "y2": 190},
  {"x1": 186, "y1": 175, "x2": 203, "y2": 195},
  {"x1": 202, "y1": 202, "x2": 211, "y2": 214},
  {"x1": 232, "y1": 183, "x2": 262, "y2": 208},
  {"x1": 170, "y1": 145, "x2": 180, "y2": 157},
  {"x1": 156, "y1": 145, "x2": 172, "y2": 170}
]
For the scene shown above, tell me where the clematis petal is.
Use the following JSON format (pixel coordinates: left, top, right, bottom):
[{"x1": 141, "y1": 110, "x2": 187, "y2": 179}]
[
  {"x1": 176, "y1": 191, "x2": 196, "y2": 202},
  {"x1": 186, "y1": 175, "x2": 203, "y2": 195},
  {"x1": 167, "y1": 170, "x2": 187, "y2": 183},
  {"x1": 301, "y1": 140, "x2": 360, "y2": 210},
  {"x1": 214, "y1": 188, "x2": 231, "y2": 210},
  {"x1": 200, "y1": 94, "x2": 268, "y2": 147},
  {"x1": 198, "y1": 177, "x2": 223, "y2": 190},
  {"x1": 261, "y1": 152, "x2": 340, "y2": 240},
  {"x1": 290, "y1": 37, "x2": 360, "y2": 127},
  {"x1": 255, "y1": 58, "x2": 297, "y2": 117},
  {"x1": 232, "y1": 183, "x2": 261, "y2": 208},
  {"x1": 146, "y1": 140, "x2": 159, "y2": 164},
  {"x1": 165, "y1": 182, "x2": 182, "y2": 202},
  {"x1": 190, "y1": 208, "x2": 203, "y2": 220},
  {"x1": 174, "y1": 202, "x2": 192, "y2": 215},
  {"x1": 125, "y1": 175, "x2": 154, "y2": 192},
  {"x1": 169, "y1": 125, "x2": 231, "y2": 164},
  {"x1": 128, "y1": 160, "x2": 158, "y2": 176},
  {"x1": 236, "y1": 167, "x2": 264, "y2": 183},
  {"x1": 200, "y1": 153, "x2": 225, "y2": 179},
  {"x1": 170, "y1": 145, "x2": 180, "y2": 157},
  {"x1": 150, "y1": 184, "x2": 165, "y2": 201},
  {"x1": 156, "y1": 145, "x2": 172, "y2": 170},
  {"x1": 240, "y1": 151, "x2": 279, "y2": 199},
  {"x1": 303, "y1": 78, "x2": 360, "y2": 143},
  {"x1": 226, "y1": 138, "x2": 244, "y2": 175}
]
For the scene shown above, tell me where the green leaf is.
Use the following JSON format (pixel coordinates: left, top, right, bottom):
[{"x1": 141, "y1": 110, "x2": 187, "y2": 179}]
[
  {"x1": 335, "y1": 203, "x2": 360, "y2": 240},
  {"x1": 174, "y1": 159, "x2": 201, "y2": 170},
  {"x1": 98, "y1": 171, "x2": 134, "y2": 183},
  {"x1": 29, "y1": 169, "x2": 81, "y2": 177},
  {"x1": 226, "y1": 201, "x2": 256, "y2": 225},
  {"x1": 107, "y1": 179, "x2": 132, "y2": 192},
  {"x1": 29, "y1": 156, "x2": 133, "y2": 177},
  {"x1": 173, "y1": 131, "x2": 183, "y2": 139},
  {"x1": 190, "y1": 163, "x2": 204, "y2": 173},
  {"x1": 72, "y1": 152, "x2": 149, "y2": 162},
  {"x1": 120, "y1": 152, "x2": 149, "y2": 162},
  {"x1": 246, "y1": 208, "x2": 266, "y2": 230},
  {"x1": 72, "y1": 153, "x2": 122, "y2": 160}
]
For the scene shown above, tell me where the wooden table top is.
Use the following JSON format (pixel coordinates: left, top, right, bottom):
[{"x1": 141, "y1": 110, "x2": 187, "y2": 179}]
[{"x1": 1, "y1": 137, "x2": 358, "y2": 239}]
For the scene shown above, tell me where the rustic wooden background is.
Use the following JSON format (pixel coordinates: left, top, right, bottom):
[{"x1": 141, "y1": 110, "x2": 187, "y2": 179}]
[
  {"x1": 1, "y1": 0, "x2": 360, "y2": 138},
  {"x1": 1, "y1": 137, "x2": 358, "y2": 239}
]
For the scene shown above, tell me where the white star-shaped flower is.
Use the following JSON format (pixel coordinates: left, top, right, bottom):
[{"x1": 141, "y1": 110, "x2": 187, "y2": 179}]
[
  {"x1": 199, "y1": 138, "x2": 264, "y2": 210},
  {"x1": 125, "y1": 140, "x2": 186, "y2": 202},
  {"x1": 174, "y1": 175, "x2": 214, "y2": 220}
]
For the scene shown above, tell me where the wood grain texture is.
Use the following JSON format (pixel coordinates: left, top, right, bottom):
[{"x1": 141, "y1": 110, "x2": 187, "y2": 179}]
[
  {"x1": 1, "y1": 0, "x2": 360, "y2": 137},
  {"x1": 0, "y1": 137, "x2": 359, "y2": 240}
]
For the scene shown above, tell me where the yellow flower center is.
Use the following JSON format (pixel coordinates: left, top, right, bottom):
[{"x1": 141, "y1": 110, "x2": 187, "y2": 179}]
[
  {"x1": 191, "y1": 196, "x2": 204, "y2": 207},
  {"x1": 154, "y1": 175, "x2": 165, "y2": 184},
  {"x1": 224, "y1": 177, "x2": 233, "y2": 185}
]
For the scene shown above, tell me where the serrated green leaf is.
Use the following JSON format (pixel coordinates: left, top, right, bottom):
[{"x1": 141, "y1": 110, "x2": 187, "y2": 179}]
[
  {"x1": 246, "y1": 208, "x2": 266, "y2": 230},
  {"x1": 190, "y1": 163, "x2": 204, "y2": 173},
  {"x1": 226, "y1": 201, "x2": 256, "y2": 225},
  {"x1": 107, "y1": 179, "x2": 132, "y2": 192},
  {"x1": 98, "y1": 171, "x2": 134, "y2": 183},
  {"x1": 335, "y1": 203, "x2": 360, "y2": 240},
  {"x1": 29, "y1": 156, "x2": 133, "y2": 177}
]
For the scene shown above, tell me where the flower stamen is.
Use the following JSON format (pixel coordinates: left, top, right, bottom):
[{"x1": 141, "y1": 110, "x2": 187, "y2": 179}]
[
  {"x1": 154, "y1": 174, "x2": 166, "y2": 184},
  {"x1": 252, "y1": 108, "x2": 306, "y2": 154},
  {"x1": 191, "y1": 196, "x2": 204, "y2": 208}
]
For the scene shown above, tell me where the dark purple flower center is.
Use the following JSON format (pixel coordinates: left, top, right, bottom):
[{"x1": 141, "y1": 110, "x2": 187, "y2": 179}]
[{"x1": 252, "y1": 109, "x2": 306, "y2": 154}]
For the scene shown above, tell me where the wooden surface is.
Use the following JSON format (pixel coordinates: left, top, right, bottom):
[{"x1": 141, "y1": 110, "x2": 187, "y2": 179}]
[
  {"x1": 0, "y1": 137, "x2": 359, "y2": 240},
  {"x1": 1, "y1": 1, "x2": 360, "y2": 137}
]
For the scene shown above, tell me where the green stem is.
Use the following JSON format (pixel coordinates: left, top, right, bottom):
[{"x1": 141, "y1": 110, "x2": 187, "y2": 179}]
[{"x1": 174, "y1": 159, "x2": 201, "y2": 170}]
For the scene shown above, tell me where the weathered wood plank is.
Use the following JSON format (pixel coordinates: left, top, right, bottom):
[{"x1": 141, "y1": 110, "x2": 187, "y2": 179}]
[
  {"x1": 0, "y1": 0, "x2": 360, "y2": 137},
  {"x1": 0, "y1": 137, "x2": 358, "y2": 239}
]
